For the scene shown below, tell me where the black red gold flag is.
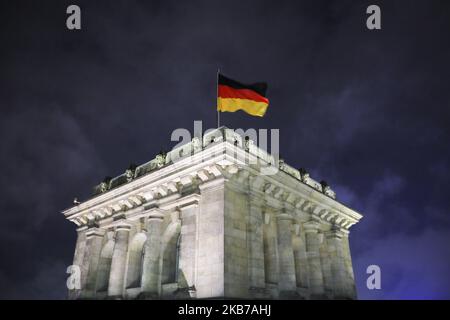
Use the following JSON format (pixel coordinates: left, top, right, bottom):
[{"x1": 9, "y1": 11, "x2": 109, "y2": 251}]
[{"x1": 217, "y1": 73, "x2": 269, "y2": 117}]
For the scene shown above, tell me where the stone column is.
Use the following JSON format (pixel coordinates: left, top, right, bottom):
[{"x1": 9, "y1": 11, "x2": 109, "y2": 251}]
[
  {"x1": 262, "y1": 215, "x2": 278, "y2": 285},
  {"x1": 81, "y1": 227, "x2": 106, "y2": 299},
  {"x1": 304, "y1": 221, "x2": 325, "y2": 298},
  {"x1": 107, "y1": 223, "x2": 131, "y2": 298},
  {"x1": 326, "y1": 227, "x2": 347, "y2": 299},
  {"x1": 196, "y1": 178, "x2": 225, "y2": 298},
  {"x1": 292, "y1": 226, "x2": 309, "y2": 290},
  {"x1": 276, "y1": 213, "x2": 297, "y2": 296},
  {"x1": 68, "y1": 227, "x2": 87, "y2": 300},
  {"x1": 341, "y1": 231, "x2": 357, "y2": 299},
  {"x1": 320, "y1": 241, "x2": 334, "y2": 296},
  {"x1": 247, "y1": 198, "x2": 266, "y2": 296},
  {"x1": 178, "y1": 205, "x2": 198, "y2": 295},
  {"x1": 140, "y1": 210, "x2": 165, "y2": 299}
]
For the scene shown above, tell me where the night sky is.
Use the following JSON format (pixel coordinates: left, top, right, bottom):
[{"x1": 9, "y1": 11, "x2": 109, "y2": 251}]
[{"x1": 1, "y1": 0, "x2": 449, "y2": 299}]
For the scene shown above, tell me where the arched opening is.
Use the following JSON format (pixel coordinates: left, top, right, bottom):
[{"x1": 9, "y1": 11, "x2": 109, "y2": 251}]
[
  {"x1": 161, "y1": 224, "x2": 181, "y2": 285},
  {"x1": 96, "y1": 239, "x2": 114, "y2": 292},
  {"x1": 126, "y1": 232, "x2": 147, "y2": 289}
]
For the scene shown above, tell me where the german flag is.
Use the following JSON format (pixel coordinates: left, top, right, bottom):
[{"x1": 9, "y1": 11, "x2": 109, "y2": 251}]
[{"x1": 217, "y1": 73, "x2": 269, "y2": 117}]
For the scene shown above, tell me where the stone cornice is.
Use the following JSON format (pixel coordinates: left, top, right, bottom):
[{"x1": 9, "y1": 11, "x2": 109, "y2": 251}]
[
  {"x1": 242, "y1": 167, "x2": 362, "y2": 231},
  {"x1": 62, "y1": 127, "x2": 362, "y2": 231},
  {"x1": 62, "y1": 145, "x2": 232, "y2": 227}
]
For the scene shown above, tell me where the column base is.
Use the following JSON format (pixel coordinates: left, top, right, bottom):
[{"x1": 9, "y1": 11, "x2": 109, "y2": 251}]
[
  {"x1": 79, "y1": 290, "x2": 96, "y2": 300},
  {"x1": 106, "y1": 295, "x2": 124, "y2": 300},
  {"x1": 137, "y1": 292, "x2": 160, "y2": 300},
  {"x1": 68, "y1": 289, "x2": 82, "y2": 300},
  {"x1": 332, "y1": 294, "x2": 354, "y2": 300},
  {"x1": 278, "y1": 290, "x2": 301, "y2": 299},
  {"x1": 248, "y1": 286, "x2": 268, "y2": 299},
  {"x1": 309, "y1": 293, "x2": 329, "y2": 300}
]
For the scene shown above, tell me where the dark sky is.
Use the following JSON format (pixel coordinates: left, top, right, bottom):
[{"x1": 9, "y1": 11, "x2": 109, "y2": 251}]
[{"x1": 1, "y1": 0, "x2": 449, "y2": 299}]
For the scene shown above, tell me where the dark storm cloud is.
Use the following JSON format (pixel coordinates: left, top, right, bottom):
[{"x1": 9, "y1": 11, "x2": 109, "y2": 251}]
[
  {"x1": 0, "y1": 0, "x2": 449, "y2": 299},
  {"x1": 0, "y1": 107, "x2": 105, "y2": 298}
]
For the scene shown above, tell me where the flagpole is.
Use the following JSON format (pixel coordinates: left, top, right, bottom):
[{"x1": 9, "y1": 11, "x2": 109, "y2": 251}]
[{"x1": 217, "y1": 68, "x2": 220, "y2": 128}]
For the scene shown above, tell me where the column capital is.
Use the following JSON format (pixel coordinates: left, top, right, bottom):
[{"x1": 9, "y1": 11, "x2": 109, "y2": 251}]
[
  {"x1": 198, "y1": 177, "x2": 225, "y2": 191},
  {"x1": 303, "y1": 220, "x2": 321, "y2": 233},
  {"x1": 264, "y1": 196, "x2": 283, "y2": 211},
  {"x1": 76, "y1": 225, "x2": 89, "y2": 232},
  {"x1": 115, "y1": 223, "x2": 132, "y2": 232},
  {"x1": 248, "y1": 193, "x2": 264, "y2": 207},
  {"x1": 276, "y1": 212, "x2": 294, "y2": 221},
  {"x1": 85, "y1": 227, "x2": 106, "y2": 239},
  {"x1": 147, "y1": 208, "x2": 165, "y2": 220},
  {"x1": 325, "y1": 225, "x2": 346, "y2": 239}
]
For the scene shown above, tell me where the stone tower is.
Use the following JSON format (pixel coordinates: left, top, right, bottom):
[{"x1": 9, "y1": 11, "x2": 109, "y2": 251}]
[{"x1": 63, "y1": 127, "x2": 362, "y2": 299}]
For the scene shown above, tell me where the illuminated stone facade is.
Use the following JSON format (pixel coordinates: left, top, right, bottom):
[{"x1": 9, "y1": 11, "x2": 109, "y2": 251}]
[{"x1": 63, "y1": 127, "x2": 362, "y2": 299}]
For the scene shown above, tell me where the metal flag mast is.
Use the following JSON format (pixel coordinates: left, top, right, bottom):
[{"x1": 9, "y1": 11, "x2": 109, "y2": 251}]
[{"x1": 217, "y1": 68, "x2": 220, "y2": 128}]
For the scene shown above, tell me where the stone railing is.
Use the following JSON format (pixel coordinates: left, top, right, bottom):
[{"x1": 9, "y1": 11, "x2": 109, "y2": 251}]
[{"x1": 91, "y1": 127, "x2": 336, "y2": 200}]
